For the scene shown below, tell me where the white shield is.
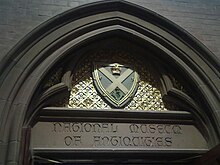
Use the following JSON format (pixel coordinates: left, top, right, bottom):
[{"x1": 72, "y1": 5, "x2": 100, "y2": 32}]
[{"x1": 93, "y1": 62, "x2": 139, "y2": 108}]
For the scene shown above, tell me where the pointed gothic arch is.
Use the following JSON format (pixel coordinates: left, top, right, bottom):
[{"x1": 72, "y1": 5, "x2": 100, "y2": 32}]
[{"x1": 0, "y1": 1, "x2": 219, "y2": 164}]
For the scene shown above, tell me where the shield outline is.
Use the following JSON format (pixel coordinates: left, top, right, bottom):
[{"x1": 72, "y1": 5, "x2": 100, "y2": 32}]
[{"x1": 93, "y1": 62, "x2": 139, "y2": 108}]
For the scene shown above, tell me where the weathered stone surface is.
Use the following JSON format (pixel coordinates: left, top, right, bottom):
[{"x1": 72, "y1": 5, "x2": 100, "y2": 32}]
[{"x1": 0, "y1": 0, "x2": 220, "y2": 60}]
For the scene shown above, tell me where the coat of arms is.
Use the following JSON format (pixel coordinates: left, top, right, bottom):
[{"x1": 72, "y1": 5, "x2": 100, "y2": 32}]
[{"x1": 93, "y1": 62, "x2": 139, "y2": 108}]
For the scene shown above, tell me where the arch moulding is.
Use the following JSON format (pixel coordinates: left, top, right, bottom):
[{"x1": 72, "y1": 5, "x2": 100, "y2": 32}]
[{"x1": 0, "y1": 1, "x2": 219, "y2": 164}]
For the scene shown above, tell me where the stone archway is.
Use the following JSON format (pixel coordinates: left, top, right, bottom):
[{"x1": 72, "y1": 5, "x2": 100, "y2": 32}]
[{"x1": 0, "y1": 1, "x2": 219, "y2": 164}]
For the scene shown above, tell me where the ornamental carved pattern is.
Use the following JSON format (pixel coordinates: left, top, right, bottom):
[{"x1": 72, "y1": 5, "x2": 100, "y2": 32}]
[{"x1": 68, "y1": 50, "x2": 167, "y2": 111}]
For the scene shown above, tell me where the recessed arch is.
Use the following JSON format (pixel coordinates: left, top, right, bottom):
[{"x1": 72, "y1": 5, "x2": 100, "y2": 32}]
[{"x1": 0, "y1": 0, "x2": 219, "y2": 164}]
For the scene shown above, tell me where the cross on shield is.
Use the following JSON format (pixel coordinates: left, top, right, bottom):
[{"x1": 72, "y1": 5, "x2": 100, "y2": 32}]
[{"x1": 93, "y1": 62, "x2": 139, "y2": 108}]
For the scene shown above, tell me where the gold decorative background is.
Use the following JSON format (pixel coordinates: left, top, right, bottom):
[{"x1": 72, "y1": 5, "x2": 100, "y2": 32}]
[{"x1": 68, "y1": 50, "x2": 167, "y2": 111}]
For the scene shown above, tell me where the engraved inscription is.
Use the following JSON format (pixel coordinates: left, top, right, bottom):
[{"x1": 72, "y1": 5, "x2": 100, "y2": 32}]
[
  {"x1": 92, "y1": 136, "x2": 172, "y2": 147},
  {"x1": 31, "y1": 122, "x2": 208, "y2": 150},
  {"x1": 50, "y1": 122, "x2": 182, "y2": 148},
  {"x1": 64, "y1": 136, "x2": 82, "y2": 146},
  {"x1": 129, "y1": 124, "x2": 182, "y2": 134},
  {"x1": 53, "y1": 122, "x2": 118, "y2": 133}
]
